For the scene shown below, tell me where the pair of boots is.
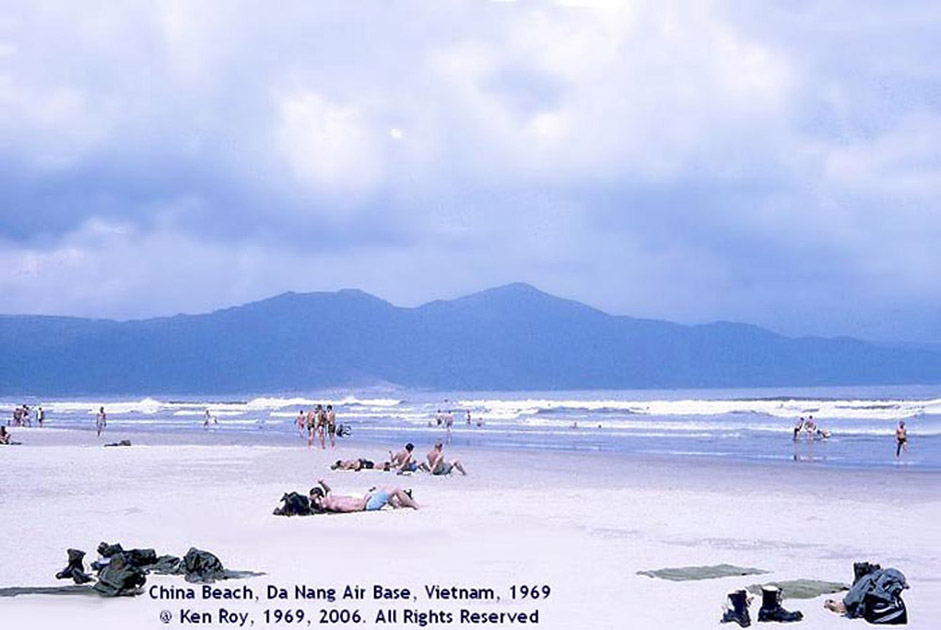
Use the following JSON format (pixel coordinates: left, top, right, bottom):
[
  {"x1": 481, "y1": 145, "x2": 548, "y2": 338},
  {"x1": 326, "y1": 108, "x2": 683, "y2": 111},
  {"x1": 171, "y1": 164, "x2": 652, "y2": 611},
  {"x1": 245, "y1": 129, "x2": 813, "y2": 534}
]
[
  {"x1": 55, "y1": 548, "x2": 93, "y2": 584},
  {"x1": 721, "y1": 587, "x2": 803, "y2": 627}
]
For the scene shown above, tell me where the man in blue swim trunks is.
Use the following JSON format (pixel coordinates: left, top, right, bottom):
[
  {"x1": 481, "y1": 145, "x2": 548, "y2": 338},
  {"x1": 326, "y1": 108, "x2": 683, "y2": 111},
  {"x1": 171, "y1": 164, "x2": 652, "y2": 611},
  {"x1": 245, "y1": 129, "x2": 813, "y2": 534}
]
[{"x1": 309, "y1": 480, "x2": 418, "y2": 513}]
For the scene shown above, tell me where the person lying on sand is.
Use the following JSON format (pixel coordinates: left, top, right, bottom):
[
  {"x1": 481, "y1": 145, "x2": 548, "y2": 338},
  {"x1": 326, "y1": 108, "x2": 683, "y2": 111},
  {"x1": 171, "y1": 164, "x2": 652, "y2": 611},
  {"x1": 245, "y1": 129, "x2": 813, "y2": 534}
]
[
  {"x1": 420, "y1": 441, "x2": 467, "y2": 476},
  {"x1": 330, "y1": 458, "x2": 389, "y2": 472},
  {"x1": 308, "y1": 480, "x2": 418, "y2": 513}
]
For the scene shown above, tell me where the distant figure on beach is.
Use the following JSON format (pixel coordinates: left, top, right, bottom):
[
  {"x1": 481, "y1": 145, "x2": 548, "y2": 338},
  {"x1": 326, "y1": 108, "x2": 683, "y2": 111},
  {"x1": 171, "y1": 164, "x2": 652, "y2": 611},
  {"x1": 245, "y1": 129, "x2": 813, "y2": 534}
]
[
  {"x1": 421, "y1": 441, "x2": 467, "y2": 476},
  {"x1": 0, "y1": 425, "x2": 10, "y2": 445},
  {"x1": 203, "y1": 410, "x2": 217, "y2": 428},
  {"x1": 896, "y1": 421, "x2": 908, "y2": 459},
  {"x1": 95, "y1": 407, "x2": 107, "y2": 437},
  {"x1": 309, "y1": 479, "x2": 418, "y2": 513},
  {"x1": 445, "y1": 410, "x2": 454, "y2": 443},
  {"x1": 314, "y1": 405, "x2": 326, "y2": 449},
  {"x1": 36, "y1": 406, "x2": 45, "y2": 427},
  {"x1": 326, "y1": 404, "x2": 337, "y2": 448},
  {"x1": 296, "y1": 410, "x2": 306, "y2": 436},
  {"x1": 466, "y1": 410, "x2": 472, "y2": 425},
  {"x1": 793, "y1": 417, "x2": 805, "y2": 440},
  {"x1": 435, "y1": 409, "x2": 443, "y2": 426},
  {"x1": 306, "y1": 409, "x2": 316, "y2": 447},
  {"x1": 22, "y1": 405, "x2": 31, "y2": 427}
]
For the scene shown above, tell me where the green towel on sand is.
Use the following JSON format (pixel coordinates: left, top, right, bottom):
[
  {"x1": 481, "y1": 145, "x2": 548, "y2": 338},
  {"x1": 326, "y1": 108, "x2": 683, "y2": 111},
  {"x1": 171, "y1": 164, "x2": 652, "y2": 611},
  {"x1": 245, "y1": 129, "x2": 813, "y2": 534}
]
[
  {"x1": 637, "y1": 564, "x2": 769, "y2": 581},
  {"x1": 746, "y1": 579, "x2": 848, "y2": 600},
  {"x1": 0, "y1": 585, "x2": 97, "y2": 598}
]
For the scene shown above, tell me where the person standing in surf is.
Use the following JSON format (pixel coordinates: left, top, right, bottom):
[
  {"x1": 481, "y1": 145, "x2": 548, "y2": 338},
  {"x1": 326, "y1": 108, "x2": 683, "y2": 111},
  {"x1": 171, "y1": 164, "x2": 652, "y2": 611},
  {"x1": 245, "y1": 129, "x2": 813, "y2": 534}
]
[
  {"x1": 95, "y1": 406, "x2": 107, "y2": 437},
  {"x1": 896, "y1": 421, "x2": 908, "y2": 459},
  {"x1": 313, "y1": 404, "x2": 326, "y2": 449},
  {"x1": 306, "y1": 409, "x2": 316, "y2": 448},
  {"x1": 296, "y1": 409, "x2": 306, "y2": 437}
]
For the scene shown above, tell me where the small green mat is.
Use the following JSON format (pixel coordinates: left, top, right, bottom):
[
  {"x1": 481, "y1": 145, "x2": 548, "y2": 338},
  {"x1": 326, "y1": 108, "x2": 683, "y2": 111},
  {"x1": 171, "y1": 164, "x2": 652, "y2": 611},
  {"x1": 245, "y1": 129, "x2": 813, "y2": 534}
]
[
  {"x1": 746, "y1": 579, "x2": 848, "y2": 600},
  {"x1": 637, "y1": 564, "x2": 770, "y2": 581}
]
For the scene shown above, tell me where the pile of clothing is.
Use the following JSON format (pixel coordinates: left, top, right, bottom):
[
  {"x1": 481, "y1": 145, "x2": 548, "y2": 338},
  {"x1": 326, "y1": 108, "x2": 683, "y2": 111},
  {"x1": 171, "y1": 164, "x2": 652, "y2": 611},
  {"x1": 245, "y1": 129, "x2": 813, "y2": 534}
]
[
  {"x1": 55, "y1": 542, "x2": 239, "y2": 597},
  {"x1": 842, "y1": 562, "x2": 908, "y2": 625}
]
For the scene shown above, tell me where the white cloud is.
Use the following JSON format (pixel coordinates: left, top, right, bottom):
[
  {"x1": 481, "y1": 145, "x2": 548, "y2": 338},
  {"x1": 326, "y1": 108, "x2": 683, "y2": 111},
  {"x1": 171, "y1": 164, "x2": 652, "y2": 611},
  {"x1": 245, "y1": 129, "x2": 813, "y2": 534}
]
[
  {"x1": 275, "y1": 90, "x2": 384, "y2": 197},
  {"x1": 0, "y1": 1, "x2": 940, "y2": 340}
]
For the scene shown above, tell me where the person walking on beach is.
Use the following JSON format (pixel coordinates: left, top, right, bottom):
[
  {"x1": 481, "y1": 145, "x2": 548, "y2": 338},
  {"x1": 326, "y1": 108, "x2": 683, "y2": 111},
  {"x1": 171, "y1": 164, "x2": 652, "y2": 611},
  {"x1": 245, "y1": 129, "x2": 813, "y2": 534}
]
[
  {"x1": 445, "y1": 410, "x2": 454, "y2": 443},
  {"x1": 296, "y1": 410, "x2": 306, "y2": 437},
  {"x1": 326, "y1": 404, "x2": 337, "y2": 448},
  {"x1": 315, "y1": 404, "x2": 327, "y2": 449},
  {"x1": 36, "y1": 406, "x2": 45, "y2": 427},
  {"x1": 896, "y1": 421, "x2": 908, "y2": 459},
  {"x1": 95, "y1": 406, "x2": 107, "y2": 437},
  {"x1": 306, "y1": 409, "x2": 316, "y2": 448}
]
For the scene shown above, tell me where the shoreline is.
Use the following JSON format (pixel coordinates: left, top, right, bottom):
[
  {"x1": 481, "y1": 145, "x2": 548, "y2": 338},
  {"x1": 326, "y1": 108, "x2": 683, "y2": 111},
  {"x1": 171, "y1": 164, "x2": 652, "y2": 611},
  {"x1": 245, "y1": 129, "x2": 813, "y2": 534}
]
[{"x1": 7, "y1": 422, "x2": 938, "y2": 477}]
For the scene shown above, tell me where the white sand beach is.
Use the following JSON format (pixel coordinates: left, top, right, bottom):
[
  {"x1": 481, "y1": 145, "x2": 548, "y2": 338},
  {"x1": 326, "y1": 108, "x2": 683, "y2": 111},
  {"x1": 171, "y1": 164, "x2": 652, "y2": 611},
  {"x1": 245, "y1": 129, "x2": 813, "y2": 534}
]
[{"x1": 1, "y1": 427, "x2": 938, "y2": 629}]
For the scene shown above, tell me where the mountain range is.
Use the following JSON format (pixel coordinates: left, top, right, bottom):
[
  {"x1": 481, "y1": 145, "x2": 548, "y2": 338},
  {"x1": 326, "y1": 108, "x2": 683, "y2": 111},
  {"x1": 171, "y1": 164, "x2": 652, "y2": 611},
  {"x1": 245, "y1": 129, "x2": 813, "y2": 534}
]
[{"x1": 3, "y1": 283, "x2": 941, "y2": 395}]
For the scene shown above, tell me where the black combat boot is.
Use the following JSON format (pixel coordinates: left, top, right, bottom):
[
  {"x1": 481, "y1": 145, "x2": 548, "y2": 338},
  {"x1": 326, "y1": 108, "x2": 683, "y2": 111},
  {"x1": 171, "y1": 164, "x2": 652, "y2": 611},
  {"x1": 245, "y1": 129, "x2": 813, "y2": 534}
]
[
  {"x1": 55, "y1": 548, "x2": 93, "y2": 584},
  {"x1": 853, "y1": 562, "x2": 881, "y2": 584},
  {"x1": 757, "y1": 586, "x2": 803, "y2": 622},
  {"x1": 721, "y1": 589, "x2": 752, "y2": 627}
]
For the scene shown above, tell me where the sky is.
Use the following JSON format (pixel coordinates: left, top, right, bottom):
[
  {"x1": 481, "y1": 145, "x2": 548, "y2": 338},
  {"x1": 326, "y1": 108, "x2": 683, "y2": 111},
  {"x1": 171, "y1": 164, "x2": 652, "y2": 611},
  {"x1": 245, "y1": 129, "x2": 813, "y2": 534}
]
[{"x1": 1, "y1": 0, "x2": 940, "y2": 342}]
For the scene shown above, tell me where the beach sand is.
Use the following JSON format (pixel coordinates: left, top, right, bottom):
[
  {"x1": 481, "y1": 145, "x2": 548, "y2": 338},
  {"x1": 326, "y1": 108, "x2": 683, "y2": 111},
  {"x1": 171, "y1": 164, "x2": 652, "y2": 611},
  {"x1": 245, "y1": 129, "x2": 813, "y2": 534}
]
[{"x1": 1, "y1": 426, "x2": 938, "y2": 629}]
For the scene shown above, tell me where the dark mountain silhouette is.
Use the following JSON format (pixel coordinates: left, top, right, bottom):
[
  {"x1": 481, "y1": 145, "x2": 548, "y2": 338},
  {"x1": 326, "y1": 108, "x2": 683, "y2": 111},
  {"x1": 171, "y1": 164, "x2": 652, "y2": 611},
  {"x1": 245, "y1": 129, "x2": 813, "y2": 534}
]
[{"x1": 3, "y1": 283, "x2": 941, "y2": 394}]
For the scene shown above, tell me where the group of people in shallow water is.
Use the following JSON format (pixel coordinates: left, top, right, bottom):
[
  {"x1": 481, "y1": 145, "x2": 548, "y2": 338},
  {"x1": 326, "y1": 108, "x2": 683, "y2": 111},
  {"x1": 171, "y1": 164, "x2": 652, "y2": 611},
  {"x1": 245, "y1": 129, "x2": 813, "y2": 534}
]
[
  {"x1": 295, "y1": 405, "x2": 339, "y2": 449},
  {"x1": 792, "y1": 415, "x2": 830, "y2": 440},
  {"x1": 791, "y1": 415, "x2": 912, "y2": 460},
  {"x1": 429, "y1": 409, "x2": 483, "y2": 443},
  {"x1": 9, "y1": 404, "x2": 45, "y2": 428}
]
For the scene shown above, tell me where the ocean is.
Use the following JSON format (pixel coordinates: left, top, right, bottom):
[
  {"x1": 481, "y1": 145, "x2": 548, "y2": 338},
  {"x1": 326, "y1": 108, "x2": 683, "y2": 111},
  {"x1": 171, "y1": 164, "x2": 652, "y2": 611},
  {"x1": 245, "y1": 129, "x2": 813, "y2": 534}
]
[{"x1": 5, "y1": 385, "x2": 940, "y2": 470}]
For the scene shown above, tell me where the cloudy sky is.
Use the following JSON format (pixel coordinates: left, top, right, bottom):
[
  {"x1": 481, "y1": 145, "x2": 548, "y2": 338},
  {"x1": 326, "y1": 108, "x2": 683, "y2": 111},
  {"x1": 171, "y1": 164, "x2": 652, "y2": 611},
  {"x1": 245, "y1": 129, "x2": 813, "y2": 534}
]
[{"x1": 1, "y1": 1, "x2": 940, "y2": 341}]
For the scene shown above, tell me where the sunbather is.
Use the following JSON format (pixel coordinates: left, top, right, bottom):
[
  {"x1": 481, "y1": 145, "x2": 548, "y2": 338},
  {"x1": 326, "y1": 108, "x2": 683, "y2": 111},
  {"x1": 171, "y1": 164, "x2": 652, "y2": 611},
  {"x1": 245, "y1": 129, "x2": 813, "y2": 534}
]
[
  {"x1": 420, "y1": 441, "x2": 467, "y2": 475},
  {"x1": 308, "y1": 479, "x2": 418, "y2": 513}
]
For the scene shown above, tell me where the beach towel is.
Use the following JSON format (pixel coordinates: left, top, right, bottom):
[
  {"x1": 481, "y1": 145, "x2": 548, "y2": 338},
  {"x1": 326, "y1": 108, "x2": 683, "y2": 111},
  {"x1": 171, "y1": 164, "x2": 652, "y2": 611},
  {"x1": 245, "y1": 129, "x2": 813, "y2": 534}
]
[
  {"x1": 638, "y1": 564, "x2": 769, "y2": 582},
  {"x1": 746, "y1": 579, "x2": 848, "y2": 600}
]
